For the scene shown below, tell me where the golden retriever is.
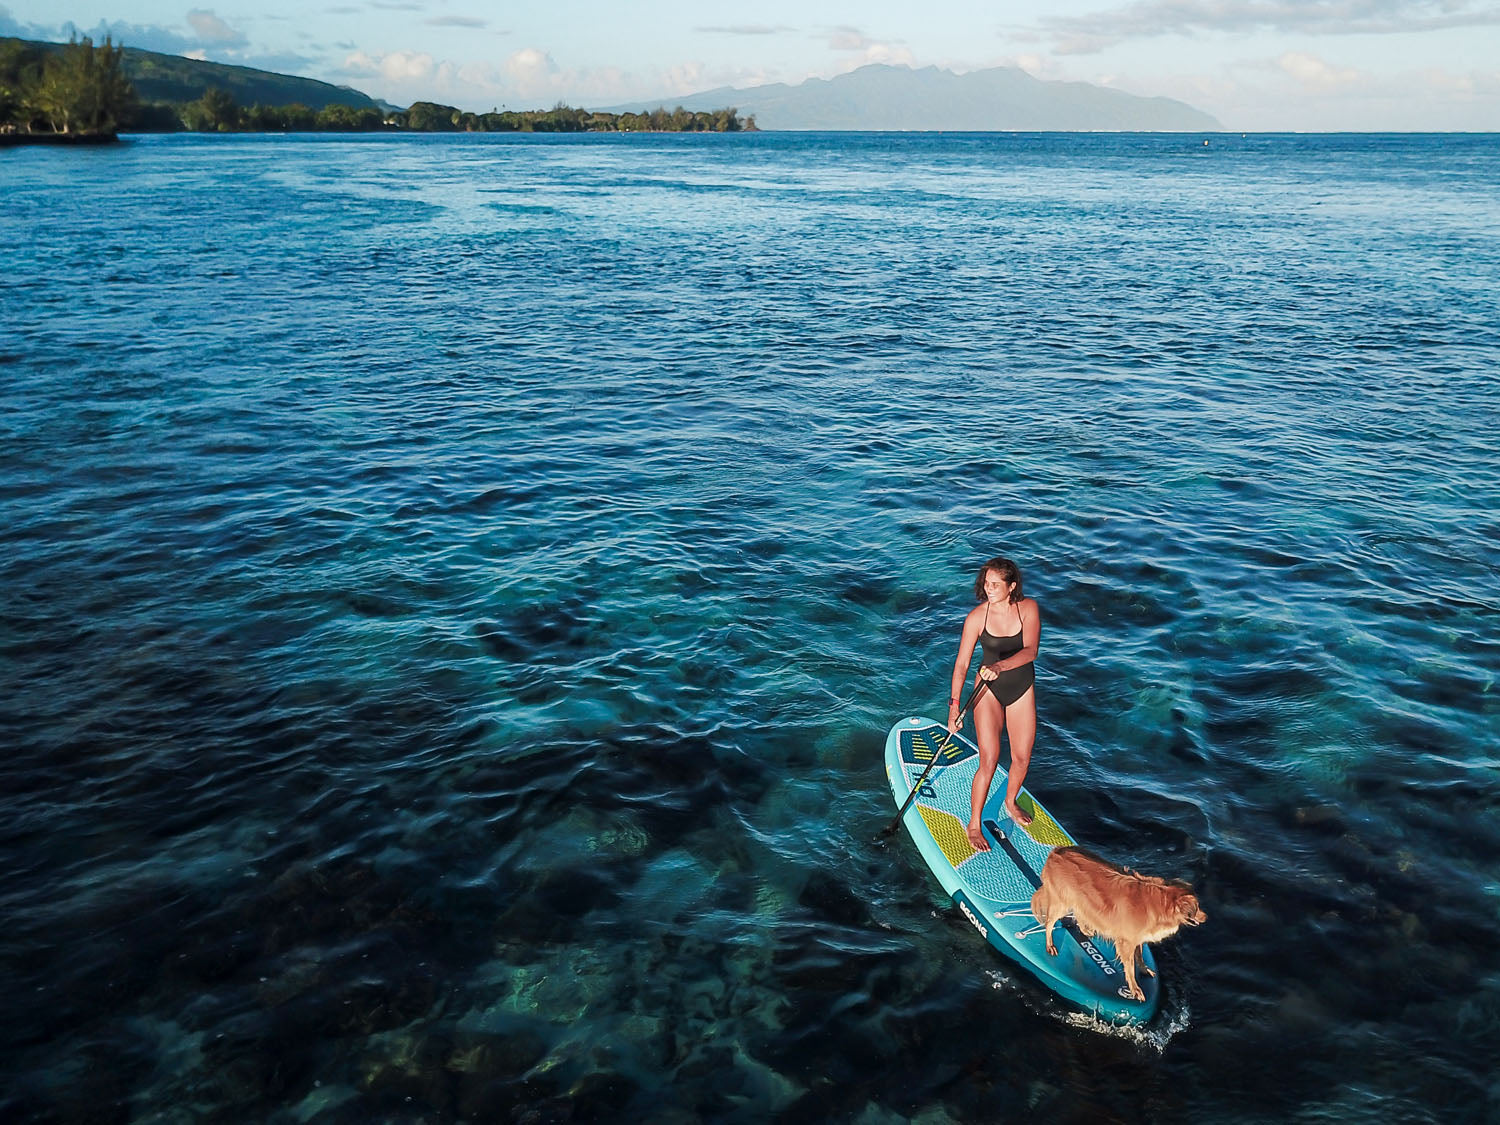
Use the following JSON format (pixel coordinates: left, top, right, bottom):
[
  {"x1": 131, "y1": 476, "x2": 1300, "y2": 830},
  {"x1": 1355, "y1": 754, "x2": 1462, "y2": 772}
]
[{"x1": 1030, "y1": 846, "x2": 1206, "y2": 1002}]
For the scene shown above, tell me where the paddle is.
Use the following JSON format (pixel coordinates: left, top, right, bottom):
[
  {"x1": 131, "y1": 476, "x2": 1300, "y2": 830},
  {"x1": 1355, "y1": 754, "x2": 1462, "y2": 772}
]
[{"x1": 879, "y1": 677, "x2": 990, "y2": 839}]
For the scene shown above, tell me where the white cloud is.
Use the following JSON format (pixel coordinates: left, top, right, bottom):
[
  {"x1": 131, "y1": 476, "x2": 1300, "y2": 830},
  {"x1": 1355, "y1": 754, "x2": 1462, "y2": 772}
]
[
  {"x1": 505, "y1": 46, "x2": 556, "y2": 79},
  {"x1": 844, "y1": 42, "x2": 916, "y2": 70},
  {"x1": 1043, "y1": 0, "x2": 1500, "y2": 54},
  {"x1": 828, "y1": 26, "x2": 873, "y2": 51},
  {"x1": 342, "y1": 48, "x2": 441, "y2": 84},
  {"x1": 662, "y1": 60, "x2": 710, "y2": 94},
  {"x1": 821, "y1": 23, "x2": 915, "y2": 71},
  {"x1": 11, "y1": 8, "x2": 278, "y2": 62},
  {"x1": 1418, "y1": 66, "x2": 1500, "y2": 97},
  {"x1": 1118, "y1": 52, "x2": 1500, "y2": 129},
  {"x1": 1278, "y1": 50, "x2": 1363, "y2": 89},
  {"x1": 1005, "y1": 53, "x2": 1064, "y2": 79},
  {"x1": 425, "y1": 16, "x2": 491, "y2": 29},
  {"x1": 503, "y1": 46, "x2": 565, "y2": 98},
  {"x1": 695, "y1": 25, "x2": 795, "y2": 36},
  {"x1": 335, "y1": 45, "x2": 645, "y2": 109},
  {"x1": 186, "y1": 9, "x2": 248, "y2": 49},
  {"x1": 659, "y1": 61, "x2": 781, "y2": 98}
]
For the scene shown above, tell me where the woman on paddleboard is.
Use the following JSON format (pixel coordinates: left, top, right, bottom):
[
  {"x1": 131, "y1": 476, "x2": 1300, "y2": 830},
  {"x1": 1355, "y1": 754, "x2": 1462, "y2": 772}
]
[{"x1": 948, "y1": 557, "x2": 1040, "y2": 850}]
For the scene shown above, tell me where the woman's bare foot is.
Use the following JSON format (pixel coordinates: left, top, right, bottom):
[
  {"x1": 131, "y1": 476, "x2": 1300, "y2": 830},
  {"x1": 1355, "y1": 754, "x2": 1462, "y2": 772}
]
[
  {"x1": 1004, "y1": 800, "x2": 1033, "y2": 828},
  {"x1": 965, "y1": 822, "x2": 990, "y2": 852}
]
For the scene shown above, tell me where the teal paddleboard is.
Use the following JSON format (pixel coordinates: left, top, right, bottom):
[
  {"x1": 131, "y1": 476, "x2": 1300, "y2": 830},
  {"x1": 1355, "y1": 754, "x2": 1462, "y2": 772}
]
[{"x1": 885, "y1": 715, "x2": 1159, "y2": 1024}]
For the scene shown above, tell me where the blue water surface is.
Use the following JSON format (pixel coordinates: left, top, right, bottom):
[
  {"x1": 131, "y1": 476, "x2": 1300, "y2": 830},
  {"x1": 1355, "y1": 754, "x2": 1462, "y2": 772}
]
[{"x1": 3, "y1": 131, "x2": 1499, "y2": 1123}]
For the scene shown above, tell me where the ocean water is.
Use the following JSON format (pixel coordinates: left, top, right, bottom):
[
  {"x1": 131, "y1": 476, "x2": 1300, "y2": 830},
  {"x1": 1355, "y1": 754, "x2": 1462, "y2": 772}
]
[{"x1": 2, "y1": 130, "x2": 1498, "y2": 1123}]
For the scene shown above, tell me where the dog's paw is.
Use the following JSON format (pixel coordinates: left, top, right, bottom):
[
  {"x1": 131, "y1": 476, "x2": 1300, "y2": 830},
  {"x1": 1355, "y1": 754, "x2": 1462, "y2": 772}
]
[
  {"x1": 1045, "y1": 942, "x2": 1057, "y2": 956},
  {"x1": 1117, "y1": 986, "x2": 1145, "y2": 1002}
]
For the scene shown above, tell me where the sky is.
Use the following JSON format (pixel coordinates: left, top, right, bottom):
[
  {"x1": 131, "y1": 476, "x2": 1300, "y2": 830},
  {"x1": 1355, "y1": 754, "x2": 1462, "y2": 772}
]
[{"x1": 3, "y1": 1, "x2": 1498, "y2": 130}]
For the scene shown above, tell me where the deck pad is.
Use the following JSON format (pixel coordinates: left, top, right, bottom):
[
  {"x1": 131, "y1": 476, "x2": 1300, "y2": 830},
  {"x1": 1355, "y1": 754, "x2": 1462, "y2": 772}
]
[{"x1": 886, "y1": 716, "x2": 1160, "y2": 1024}]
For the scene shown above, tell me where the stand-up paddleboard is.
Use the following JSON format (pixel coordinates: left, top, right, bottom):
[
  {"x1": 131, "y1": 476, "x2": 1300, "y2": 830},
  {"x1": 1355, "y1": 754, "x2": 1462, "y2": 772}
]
[{"x1": 885, "y1": 715, "x2": 1159, "y2": 1024}]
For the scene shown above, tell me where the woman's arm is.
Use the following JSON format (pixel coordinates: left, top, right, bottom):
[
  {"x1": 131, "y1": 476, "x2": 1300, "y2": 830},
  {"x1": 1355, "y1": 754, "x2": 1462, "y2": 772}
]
[
  {"x1": 950, "y1": 607, "x2": 984, "y2": 705},
  {"x1": 985, "y1": 599, "x2": 1041, "y2": 674}
]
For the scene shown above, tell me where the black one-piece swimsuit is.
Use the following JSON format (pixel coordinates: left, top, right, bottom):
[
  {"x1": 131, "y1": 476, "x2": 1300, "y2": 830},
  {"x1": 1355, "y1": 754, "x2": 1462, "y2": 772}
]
[{"x1": 978, "y1": 614, "x2": 1034, "y2": 707}]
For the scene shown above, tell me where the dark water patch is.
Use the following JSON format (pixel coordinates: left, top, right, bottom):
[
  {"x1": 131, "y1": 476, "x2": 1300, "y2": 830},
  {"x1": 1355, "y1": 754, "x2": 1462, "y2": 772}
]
[
  {"x1": 480, "y1": 595, "x2": 603, "y2": 661},
  {"x1": 1392, "y1": 665, "x2": 1494, "y2": 714},
  {"x1": 447, "y1": 1028, "x2": 552, "y2": 1118},
  {"x1": 359, "y1": 1026, "x2": 462, "y2": 1115},
  {"x1": 458, "y1": 725, "x2": 773, "y2": 865},
  {"x1": 795, "y1": 870, "x2": 873, "y2": 929},
  {"x1": 502, "y1": 866, "x2": 621, "y2": 942},
  {"x1": 1046, "y1": 575, "x2": 1139, "y2": 631},
  {"x1": 6, "y1": 885, "x2": 220, "y2": 1051},
  {"x1": 462, "y1": 483, "x2": 549, "y2": 512},
  {"x1": 195, "y1": 1005, "x2": 322, "y2": 1109},
  {"x1": 1283, "y1": 554, "x2": 1363, "y2": 587},
  {"x1": 1161, "y1": 705, "x2": 1210, "y2": 765},
  {"x1": 5, "y1": 1032, "x2": 157, "y2": 1125},
  {"x1": 508, "y1": 668, "x2": 576, "y2": 706},
  {"x1": 484, "y1": 201, "x2": 563, "y2": 215},
  {"x1": 744, "y1": 535, "x2": 789, "y2": 560},
  {"x1": 473, "y1": 619, "x2": 531, "y2": 662},
  {"x1": 886, "y1": 601, "x2": 955, "y2": 648},
  {"x1": 1282, "y1": 801, "x2": 1351, "y2": 836},
  {"x1": 341, "y1": 590, "x2": 413, "y2": 619},
  {"x1": 834, "y1": 571, "x2": 897, "y2": 609},
  {"x1": 671, "y1": 566, "x2": 720, "y2": 598}
]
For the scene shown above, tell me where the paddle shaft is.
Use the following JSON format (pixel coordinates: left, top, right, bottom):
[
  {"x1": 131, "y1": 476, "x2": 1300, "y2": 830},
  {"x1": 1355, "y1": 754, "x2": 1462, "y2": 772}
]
[{"x1": 881, "y1": 677, "x2": 991, "y2": 838}]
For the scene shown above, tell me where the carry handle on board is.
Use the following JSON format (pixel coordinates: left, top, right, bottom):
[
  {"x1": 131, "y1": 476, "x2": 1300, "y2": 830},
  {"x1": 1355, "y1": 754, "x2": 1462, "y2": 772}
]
[{"x1": 879, "y1": 677, "x2": 990, "y2": 839}]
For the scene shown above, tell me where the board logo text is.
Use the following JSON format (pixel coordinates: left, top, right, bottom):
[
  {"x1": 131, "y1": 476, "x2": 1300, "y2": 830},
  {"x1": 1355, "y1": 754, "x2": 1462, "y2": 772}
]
[{"x1": 956, "y1": 894, "x2": 989, "y2": 940}]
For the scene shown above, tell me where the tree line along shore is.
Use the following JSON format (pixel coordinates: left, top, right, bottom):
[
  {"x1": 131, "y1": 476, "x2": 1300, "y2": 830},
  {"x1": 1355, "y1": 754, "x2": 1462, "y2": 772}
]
[{"x1": 1, "y1": 36, "x2": 756, "y2": 142}]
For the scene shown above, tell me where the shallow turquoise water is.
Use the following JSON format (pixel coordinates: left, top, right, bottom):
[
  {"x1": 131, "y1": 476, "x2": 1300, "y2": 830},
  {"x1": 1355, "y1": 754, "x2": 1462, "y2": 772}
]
[{"x1": 3, "y1": 131, "x2": 1499, "y2": 1122}]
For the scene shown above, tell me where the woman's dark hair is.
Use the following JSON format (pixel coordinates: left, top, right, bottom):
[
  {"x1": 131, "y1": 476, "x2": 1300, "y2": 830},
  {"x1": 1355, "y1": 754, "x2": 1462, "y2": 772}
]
[{"x1": 974, "y1": 557, "x2": 1024, "y2": 603}]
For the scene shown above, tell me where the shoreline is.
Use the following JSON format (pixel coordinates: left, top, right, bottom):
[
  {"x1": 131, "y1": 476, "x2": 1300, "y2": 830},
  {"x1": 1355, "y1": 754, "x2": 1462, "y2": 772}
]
[{"x1": 0, "y1": 132, "x2": 120, "y2": 147}]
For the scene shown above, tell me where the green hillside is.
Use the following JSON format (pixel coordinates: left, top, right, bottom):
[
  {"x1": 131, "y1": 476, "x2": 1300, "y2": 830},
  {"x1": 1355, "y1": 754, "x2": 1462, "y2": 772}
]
[
  {"x1": 2, "y1": 36, "x2": 377, "y2": 111},
  {"x1": 3, "y1": 35, "x2": 748, "y2": 138}
]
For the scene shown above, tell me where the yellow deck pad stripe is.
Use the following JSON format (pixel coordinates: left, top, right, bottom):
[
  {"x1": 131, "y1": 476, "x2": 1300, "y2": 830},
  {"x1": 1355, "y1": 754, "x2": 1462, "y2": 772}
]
[
  {"x1": 916, "y1": 803, "x2": 978, "y2": 868},
  {"x1": 1016, "y1": 793, "x2": 1073, "y2": 847}
]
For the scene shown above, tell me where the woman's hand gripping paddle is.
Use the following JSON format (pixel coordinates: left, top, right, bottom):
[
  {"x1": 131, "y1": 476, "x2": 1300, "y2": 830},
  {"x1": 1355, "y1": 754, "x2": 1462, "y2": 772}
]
[{"x1": 879, "y1": 678, "x2": 989, "y2": 840}]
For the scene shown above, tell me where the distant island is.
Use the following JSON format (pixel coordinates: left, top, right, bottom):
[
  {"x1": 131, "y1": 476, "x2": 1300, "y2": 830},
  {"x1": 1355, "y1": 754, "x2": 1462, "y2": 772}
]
[
  {"x1": 0, "y1": 36, "x2": 753, "y2": 142},
  {"x1": 596, "y1": 62, "x2": 1222, "y2": 132}
]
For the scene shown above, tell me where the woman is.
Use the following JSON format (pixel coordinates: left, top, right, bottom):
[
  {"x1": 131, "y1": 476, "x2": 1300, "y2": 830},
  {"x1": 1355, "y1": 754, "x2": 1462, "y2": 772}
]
[{"x1": 948, "y1": 557, "x2": 1041, "y2": 849}]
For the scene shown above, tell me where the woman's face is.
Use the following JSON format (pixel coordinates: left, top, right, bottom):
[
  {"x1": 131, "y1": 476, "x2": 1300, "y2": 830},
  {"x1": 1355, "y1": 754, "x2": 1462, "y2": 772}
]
[{"x1": 983, "y1": 569, "x2": 1013, "y2": 603}]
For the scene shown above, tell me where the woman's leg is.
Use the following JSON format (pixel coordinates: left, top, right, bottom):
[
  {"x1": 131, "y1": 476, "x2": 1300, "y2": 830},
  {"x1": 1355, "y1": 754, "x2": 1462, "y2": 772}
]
[
  {"x1": 1002, "y1": 687, "x2": 1037, "y2": 827},
  {"x1": 967, "y1": 687, "x2": 1005, "y2": 851}
]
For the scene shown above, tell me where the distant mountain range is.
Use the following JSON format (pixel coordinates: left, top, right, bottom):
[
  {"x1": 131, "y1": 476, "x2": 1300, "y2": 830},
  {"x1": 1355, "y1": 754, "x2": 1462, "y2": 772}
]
[
  {"x1": 2, "y1": 36, "x2": 378, "y2": 111},
  {"x1": 599, "y1": 63, "x2": 1222, "y2": 132}
]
